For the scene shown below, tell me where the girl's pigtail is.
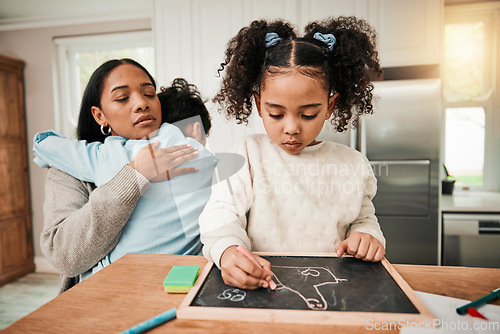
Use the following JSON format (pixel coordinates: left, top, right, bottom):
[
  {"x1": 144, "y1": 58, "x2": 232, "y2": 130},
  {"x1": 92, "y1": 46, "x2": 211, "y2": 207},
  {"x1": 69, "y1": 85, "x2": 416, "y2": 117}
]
[
  {"x1": 213, "y1": 20, "x2": 296, "y2": 124},
  {"x1": 213, "y1": 20, "x2": 269, "y2": 124},
  {"x1": 305, "y1": 17, "x2": 383, "y2": 132}
]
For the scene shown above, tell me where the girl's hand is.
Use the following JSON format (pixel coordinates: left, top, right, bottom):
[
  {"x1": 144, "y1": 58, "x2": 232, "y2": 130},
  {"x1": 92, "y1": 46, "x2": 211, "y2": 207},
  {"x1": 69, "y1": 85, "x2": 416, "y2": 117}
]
[
  {"x1": 219, "y1": 245, "x2": 273, "y2": 290},
  {"x1": 335, "y1": 231, "x2": 385, "y2": 262},
  {"x1": 128, "y1": 141, "x2": 199, "y2": 182}
]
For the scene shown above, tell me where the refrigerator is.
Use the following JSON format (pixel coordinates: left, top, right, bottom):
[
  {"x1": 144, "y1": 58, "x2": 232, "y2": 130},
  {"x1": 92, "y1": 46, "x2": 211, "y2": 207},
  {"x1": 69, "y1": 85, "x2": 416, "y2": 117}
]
[{"x1": 318, "y1": 65, "x2": 441, "y2": 265}]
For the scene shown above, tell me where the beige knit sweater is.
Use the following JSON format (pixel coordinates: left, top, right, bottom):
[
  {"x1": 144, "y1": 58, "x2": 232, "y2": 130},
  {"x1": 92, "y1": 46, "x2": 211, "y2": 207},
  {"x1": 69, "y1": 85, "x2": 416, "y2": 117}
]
[
  {"x1": 40, "y1": 166, "x2": 150, "y2": 293},
  {"x1": 200, "y1": 134, "x2": 385, "y2": 266}
]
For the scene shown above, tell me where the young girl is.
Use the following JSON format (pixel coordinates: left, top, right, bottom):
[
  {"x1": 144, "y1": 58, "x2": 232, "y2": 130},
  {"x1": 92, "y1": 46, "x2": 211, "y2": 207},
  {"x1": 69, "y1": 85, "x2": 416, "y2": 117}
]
[{"x1": 199, "y1": 17, "x2": 386, "y2": 290}]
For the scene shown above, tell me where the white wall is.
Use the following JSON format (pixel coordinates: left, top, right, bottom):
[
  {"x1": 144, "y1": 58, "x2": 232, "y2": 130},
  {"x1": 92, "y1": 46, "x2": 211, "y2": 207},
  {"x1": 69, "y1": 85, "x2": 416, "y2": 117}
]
[{"x1": 0, "y1": 18, "x2": 152, "y2": 272}]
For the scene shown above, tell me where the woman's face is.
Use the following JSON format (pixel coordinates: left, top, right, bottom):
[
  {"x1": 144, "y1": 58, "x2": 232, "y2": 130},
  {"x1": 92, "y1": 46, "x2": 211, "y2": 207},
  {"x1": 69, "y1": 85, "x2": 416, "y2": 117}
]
[
  {"x1": 255, "y1": 70, "x2": 338, "y2": 155},
  {"x1": 91, "y1": 63, "x2": 162, "y2": 140}
]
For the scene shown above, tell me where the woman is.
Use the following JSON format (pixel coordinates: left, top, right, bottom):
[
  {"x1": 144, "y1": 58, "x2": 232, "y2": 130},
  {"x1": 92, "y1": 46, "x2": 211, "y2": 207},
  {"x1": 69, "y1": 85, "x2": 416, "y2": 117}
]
[{"x1": 40, "y1": 59, "x2": 205, "y2": 293}]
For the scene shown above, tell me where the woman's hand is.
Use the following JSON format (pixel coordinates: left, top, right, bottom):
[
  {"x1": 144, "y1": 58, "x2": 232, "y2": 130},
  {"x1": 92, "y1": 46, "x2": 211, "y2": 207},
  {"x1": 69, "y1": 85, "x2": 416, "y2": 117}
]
[
  {"x1": 219, "y1": 246, "x2": 273, "y2": 290},
  {"x1": 335, "y1": 231, "x2": 385, "y2": 262},
  {"x1": 128, "y1": 141, "x2": 199, "y2": 182}
]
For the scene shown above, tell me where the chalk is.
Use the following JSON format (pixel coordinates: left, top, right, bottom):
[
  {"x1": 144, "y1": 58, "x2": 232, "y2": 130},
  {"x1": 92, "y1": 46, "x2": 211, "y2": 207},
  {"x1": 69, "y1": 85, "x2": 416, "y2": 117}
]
[
  {"x1": 457, "y1": 287, "x2": 500, "y2": 315},
  {"x1": 236, "y1": 244, "x2": 276, "y2": 290},
  {"x1": 163, "y1": 266, "x2": 199, "y2": 293},
  {"x1": 120, "y1": 307, "x2": 176, "y2": 334},
  {"x1": 467, "y1": 307, "x2": 488, "y2": 320}
]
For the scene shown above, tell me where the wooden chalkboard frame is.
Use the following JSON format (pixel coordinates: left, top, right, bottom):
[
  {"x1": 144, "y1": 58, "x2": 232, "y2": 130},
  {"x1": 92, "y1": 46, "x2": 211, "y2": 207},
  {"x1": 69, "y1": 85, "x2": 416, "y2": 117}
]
[{"x1": 177, "y1": 254, "x2": 435, "y2": 326}]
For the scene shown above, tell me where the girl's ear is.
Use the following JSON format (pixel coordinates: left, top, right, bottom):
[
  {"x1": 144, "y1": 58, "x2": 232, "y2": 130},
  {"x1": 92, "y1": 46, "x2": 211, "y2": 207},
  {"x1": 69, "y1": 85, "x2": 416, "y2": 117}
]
[
  {"x1": 91, "y1": 106, "x2": 108, "y2": 126},
  {"x1": 253, "y1": 92, "x2": 262, "y2": 117},
  {"x1": 326, "y1": 93, "x2": 340, "y2": 120}
]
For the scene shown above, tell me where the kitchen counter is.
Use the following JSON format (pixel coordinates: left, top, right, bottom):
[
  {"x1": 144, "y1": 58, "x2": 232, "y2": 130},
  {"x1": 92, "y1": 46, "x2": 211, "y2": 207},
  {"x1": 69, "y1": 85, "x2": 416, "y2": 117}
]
[{"x1": 441, "y1": 191, "x2": 500, "y2": 212}]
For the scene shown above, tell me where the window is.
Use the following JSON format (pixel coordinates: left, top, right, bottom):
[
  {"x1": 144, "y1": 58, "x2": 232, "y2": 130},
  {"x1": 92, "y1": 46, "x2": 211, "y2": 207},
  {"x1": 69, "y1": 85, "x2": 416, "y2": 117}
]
[
  {"x1": 444, "y1": 5, "x2": 499, "y2": 191},
  {"x1": 444, "y1": 21, "x2": 489, "y2": 102},
  {"x1": 53, "y1": 30, "x2": 154, "y2": 138},
  {"x1": 444, "y1": 107, "x2": 485, "y2": 186}
]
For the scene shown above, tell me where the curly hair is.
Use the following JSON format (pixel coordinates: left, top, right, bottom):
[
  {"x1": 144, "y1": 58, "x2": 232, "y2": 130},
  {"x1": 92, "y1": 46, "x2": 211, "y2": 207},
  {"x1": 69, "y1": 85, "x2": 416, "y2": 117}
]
[
  {"x1": 213, "y1": 17, "x2": 382, "y2": 132},
  {"x1": 158, "y1": 78, "x2": 211, "y2": 137}
]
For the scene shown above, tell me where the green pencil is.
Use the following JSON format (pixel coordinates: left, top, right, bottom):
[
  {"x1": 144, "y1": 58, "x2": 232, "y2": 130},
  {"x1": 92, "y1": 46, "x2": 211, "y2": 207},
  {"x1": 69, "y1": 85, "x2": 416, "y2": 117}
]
[{"x1": 456, "y1": 288, "x2": 500, "y2": 315}]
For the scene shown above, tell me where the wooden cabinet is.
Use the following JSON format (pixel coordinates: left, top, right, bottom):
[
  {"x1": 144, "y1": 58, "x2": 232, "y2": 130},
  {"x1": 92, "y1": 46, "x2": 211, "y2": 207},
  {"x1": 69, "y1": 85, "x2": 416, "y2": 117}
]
[
  {"x1": 366, "y1": 0, "x2": 442, "y2": 67},
  {"x1": 299, "y1": 0, "x2": 443, "y2": 67},
  {"x1": 0, "y1": 54, "x2": 35, "y2": 286}
]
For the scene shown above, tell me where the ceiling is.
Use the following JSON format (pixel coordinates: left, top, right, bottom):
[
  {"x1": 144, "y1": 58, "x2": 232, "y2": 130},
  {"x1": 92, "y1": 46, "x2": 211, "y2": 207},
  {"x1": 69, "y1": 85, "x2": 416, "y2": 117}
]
[
  {"x1": 0, "y1": 0, "x2": 492, "y2": 31},
  {"x1": 0, "y1": 0, "x2": 153, "y2": 31}
]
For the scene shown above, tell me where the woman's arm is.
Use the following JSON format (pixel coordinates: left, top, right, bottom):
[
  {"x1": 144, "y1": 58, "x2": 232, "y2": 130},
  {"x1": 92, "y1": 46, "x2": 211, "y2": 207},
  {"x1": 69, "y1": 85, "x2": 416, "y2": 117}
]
[{"x1": 40, "y1": 165, "x2": 150, "y2": 277}]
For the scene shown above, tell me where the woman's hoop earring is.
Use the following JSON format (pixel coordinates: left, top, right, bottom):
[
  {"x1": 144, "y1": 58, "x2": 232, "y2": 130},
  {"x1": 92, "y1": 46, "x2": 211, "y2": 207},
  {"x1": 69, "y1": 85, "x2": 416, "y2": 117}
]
[{"x1": 100, "y1": 125, "x2": 111, "y2": 136}]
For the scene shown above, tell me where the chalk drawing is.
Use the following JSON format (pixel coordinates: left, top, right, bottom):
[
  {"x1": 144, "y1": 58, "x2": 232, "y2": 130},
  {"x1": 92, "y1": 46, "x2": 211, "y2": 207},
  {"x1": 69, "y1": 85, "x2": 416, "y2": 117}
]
[
  {"x1": 216, "y1": 266, "x2": 346, "y2": 310},
  {"x1": 218, "y1": 288, "x2": 246, "y2": 302},
  {"x1": 273, "y1": 266, "x2": 347, "y2": 311}
]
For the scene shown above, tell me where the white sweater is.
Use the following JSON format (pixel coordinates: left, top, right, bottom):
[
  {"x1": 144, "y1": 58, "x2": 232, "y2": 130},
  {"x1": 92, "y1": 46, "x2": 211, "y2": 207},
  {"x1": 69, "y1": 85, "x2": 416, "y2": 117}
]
[{"x1": 199, "y1": 134, "x2": 385, "y2": 266}]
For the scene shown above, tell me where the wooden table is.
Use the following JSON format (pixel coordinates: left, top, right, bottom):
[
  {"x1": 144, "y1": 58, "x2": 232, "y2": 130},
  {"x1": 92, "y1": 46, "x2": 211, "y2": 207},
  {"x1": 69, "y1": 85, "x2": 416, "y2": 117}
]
[{"x1": 4, "y1": 254, "x2": 500, "y2": 333}]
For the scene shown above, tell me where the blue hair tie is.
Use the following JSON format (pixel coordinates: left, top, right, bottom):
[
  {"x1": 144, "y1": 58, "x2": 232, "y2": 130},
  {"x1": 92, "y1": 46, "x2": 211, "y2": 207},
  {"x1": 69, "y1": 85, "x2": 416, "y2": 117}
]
[
  {"x1": 265, "y1": 32, "x2": 282, "y2": 48},
  {"x1": 313, "y1": 32, "x2": 336, "y2": 51}
]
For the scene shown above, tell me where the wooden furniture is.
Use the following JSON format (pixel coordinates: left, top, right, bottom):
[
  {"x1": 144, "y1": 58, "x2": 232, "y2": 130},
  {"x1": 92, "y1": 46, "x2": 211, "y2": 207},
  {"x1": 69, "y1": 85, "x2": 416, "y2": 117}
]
[
  {"x1": 4, "y1": 253, "x2": 499, "y2": 334},
  {"x1": 0, "y1": 54, "x2": 34, "y2": 286}
]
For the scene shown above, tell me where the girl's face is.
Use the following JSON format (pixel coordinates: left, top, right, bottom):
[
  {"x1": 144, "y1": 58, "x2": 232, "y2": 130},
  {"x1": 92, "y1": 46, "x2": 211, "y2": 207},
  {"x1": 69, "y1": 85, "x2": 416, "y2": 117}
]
[
  {"x1": 255, "y1": 71, "x2": 338, "y2": 155},
  {"x1": 91, "y1": 64, "x2": 162, "y2": 140}
]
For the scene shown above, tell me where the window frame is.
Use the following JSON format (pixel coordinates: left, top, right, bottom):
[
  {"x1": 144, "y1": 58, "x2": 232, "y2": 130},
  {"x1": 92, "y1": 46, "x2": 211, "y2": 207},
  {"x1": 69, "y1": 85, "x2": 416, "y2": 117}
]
[{"x1": 52, "y1": 30, "x2": 154, "y2": 138}]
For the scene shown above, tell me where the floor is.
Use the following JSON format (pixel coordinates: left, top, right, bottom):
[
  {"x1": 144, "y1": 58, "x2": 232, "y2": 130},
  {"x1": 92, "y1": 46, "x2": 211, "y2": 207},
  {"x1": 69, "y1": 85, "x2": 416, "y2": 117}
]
[{"x1": 0, "y1": 273, "x2": 60, "y2": 329}]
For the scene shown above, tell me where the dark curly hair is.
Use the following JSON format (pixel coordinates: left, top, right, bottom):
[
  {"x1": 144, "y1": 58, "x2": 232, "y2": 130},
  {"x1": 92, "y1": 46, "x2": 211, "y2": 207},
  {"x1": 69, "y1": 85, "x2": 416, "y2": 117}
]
[
  {"x1": 158, "y1": 78, "x2": 211, "y2": 137},
  {"x1": 213, "y1": 17, "x2": 382, "y2": 132}
]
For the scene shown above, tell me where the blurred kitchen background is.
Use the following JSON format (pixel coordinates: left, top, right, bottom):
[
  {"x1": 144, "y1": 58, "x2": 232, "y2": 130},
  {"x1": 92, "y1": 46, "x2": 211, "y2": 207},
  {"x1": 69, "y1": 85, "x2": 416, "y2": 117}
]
[{"x1": 0, "y1": 0, "x2": 499, "y2": 296}]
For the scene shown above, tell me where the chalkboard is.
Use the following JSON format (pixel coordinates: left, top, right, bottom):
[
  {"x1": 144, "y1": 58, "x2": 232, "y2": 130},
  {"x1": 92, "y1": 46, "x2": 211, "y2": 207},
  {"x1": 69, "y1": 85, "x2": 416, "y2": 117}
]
[{"x1": 178, "y1": 255, "x2": 434, "y2": 326}]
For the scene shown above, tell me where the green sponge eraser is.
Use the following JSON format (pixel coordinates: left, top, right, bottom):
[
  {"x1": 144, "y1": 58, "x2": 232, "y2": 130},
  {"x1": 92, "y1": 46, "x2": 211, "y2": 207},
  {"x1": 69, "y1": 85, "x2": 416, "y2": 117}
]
[{"x1": 163, "y1": 266, "x2": 200, "y2": 293}]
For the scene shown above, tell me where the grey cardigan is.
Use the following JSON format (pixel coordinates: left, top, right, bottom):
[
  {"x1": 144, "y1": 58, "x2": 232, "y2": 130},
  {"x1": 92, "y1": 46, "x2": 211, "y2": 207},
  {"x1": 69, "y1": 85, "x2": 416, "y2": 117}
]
[{"x1": 40, "y1": 165, "x2": 150, "y2": 293}]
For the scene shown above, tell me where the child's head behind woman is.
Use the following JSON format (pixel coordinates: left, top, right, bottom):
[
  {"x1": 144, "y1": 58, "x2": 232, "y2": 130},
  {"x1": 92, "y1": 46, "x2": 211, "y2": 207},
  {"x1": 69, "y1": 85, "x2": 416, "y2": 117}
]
[
  {"x1": 158, "y1": 78, "x2": 212, "y2": 146},
  {"x1": 214, "y1": 16, "x2": 382, "y2": 154}
]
